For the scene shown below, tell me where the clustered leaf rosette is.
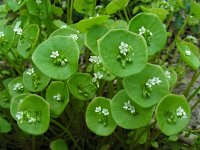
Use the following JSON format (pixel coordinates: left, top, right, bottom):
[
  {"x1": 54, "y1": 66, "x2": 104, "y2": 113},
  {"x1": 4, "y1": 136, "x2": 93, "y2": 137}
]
[
  {"x1": 98, "y1": 29, "x2": 148, "y2": 77},
  {"x1": 23, "y1": 67, "x2": 50, "y2": 92},
  {"x1": 86, "y1": 97, "x2": 117, "y2": 136},
  {"x1": 46, "y1": 81, "x2": 69, "y2": 118},
  {"x1": 32, "y1": 36, "x2": 79, "y2": 80},
  {"x1": 111, "y1": 90, "x2": 154, "y2": 129},
  {"x1": 16, "y1": 94, "x2": 50, "y2": 135},
  {"x1": 123, "y1": 64, "x2": 169, "y2": 108},
  {"x1": 176, "y1": 40, "x2": 200, "y2": 70},
  {"x1": 0, "y1": 90, "x2": 11, "y2": 108},
  {"x1": 156, "y1": 94, "x2": 191, "y2": 136},
  {"x1": 128, "y1": 12, "x2": 167, "y2": 56},
  {"x1": 67, "y1": 73, "x2": 97, "y2": 100}
]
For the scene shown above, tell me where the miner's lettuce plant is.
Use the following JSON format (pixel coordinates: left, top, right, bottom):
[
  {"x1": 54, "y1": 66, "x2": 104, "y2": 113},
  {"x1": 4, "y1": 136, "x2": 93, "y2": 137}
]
[{"x1": 0, "y1": 0, "x2": 200, "y2": 149}]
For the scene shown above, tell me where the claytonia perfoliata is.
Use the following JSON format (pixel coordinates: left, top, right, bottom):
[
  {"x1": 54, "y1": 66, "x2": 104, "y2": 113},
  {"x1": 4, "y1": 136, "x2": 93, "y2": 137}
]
[
  {"x1": 36, "y1": 0, "x2": 42, "y2": 5},
  {"x1": 185, "y1": 35, "x2": 198, "y2": 44},
  {"x1": 50, "y1": 51, "x2": 59, "y2": 58},
  {"x1": 119, "y1": 42, "x2": 129, "y2": 56},
  {"x1": 16, "y1": 111, "x2": 24, "y2": 123},
  {"x1": 50, "y1": 51, "x2": 68, "y2": 67},
  {"x1": 95, "y1": 106, "x2": 102, "y2": 114},
  {"x1": 0, "y1": 31, "x2": 5, "y2": 38},
  {"x1": 13, "y1": 83, "x2": 24, "y2": 92},
  {"x1": 102, "y1": 108, "x2": 109, "y2": 116},
  {"x1": 89, "y1": 56, "x2": 102, "y2": 65},
  {"x1": 26, "y1": 68, "x2": 35, "y2": 75},
  {"x1": 16, "y1": 110, "x2": 40, "y2": 124},
  {"x1": 185, "y1": 50, "x2": 191, "y2": 56},
  {"x1": 138, "y1": 26, "x2": 153, "y2": 45},
  {"x1": 123, "y1": 100, "x2": 136, "y2": 114},
  {"x1": 13, "y1": 21, "x2": 23, "y2": 35},
  {"x1": 176, "y1": 106, "x2": 187, "y2": 119},
  {"x1": 146, "y1": 77, "x2": 161, "y2": 88},
  {"x1": 165, "y1": 70, "x2": 171, "y2": 78},
  {"x1": 70, "y1": 34, "x2": 78, "y2": 40},
  {"x1": 92, "y1": 72, "x2": 103, "y2": 83},
  {"x1": 53, "y1": 93, "x2": 62, "y2": 101},
  {"x1": 61, "y1": 24, "x2": 67, "y2": 28},
  {"x1": 95, "y1": 106, "x2": 109, "y2": 116}
]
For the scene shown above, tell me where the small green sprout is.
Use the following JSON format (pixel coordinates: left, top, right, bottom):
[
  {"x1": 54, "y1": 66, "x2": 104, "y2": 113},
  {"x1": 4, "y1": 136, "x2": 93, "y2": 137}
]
[{"x1": 165, "y1": 110, "x2": 177, "y2": 124}]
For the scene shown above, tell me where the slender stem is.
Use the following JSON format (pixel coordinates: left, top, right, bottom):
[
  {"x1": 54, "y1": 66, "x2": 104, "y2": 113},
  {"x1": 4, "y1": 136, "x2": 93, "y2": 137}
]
[
  {"x1": 108, "y1": 81, "x2": 114, "y2": 98},
  {"x1": 123, "y1": 7, "x2": 129, "y2": 22},
  {"x1": 192, "y1": 99, "x2": 200, "y2": 110},
  {"x1": 166, "y1": 12, "x2": 174, "y2": 28},
  {"x1": 50, "y1": 118, "x2": 81, "y2": 150},
  {"x1": 69, "y1": 0, "x2": 74, "y2": 24},
  {"x1": 32, "y1": 136, "x2": 36, "y2": 150},
  {"x1": 188, "y1": 86, "x2": 200, "y2": 102},
  {"x1": 67, "y1": 0, "x2": 71, "y2": 24}
]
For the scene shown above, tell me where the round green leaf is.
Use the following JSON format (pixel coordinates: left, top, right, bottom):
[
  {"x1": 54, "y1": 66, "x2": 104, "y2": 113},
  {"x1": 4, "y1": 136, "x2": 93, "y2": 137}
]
[
  {"x1": 46, "y1": 81, "x2": 69, "y2": 118},
  {"x1": 98, "y1": 29, "x2": 148, "y2": 77},
  {"x1": 123, "y1": 64, "x2": 169, "y2": 108},
  {"x1": 105, "y1": 0, "x2": 129, "y2": 15},
  {"x1": 111, "y1": 90, "x2": 153, "y2": 129},
  {"x1": 50, "y1": 139, "x2": 68, "y2": 150},
  {"x1": 0, "y1": 90, "x2": 11, "y2": 108},
  {"x1": 23, "y1": 67, "x2": 50, "y2": 92},
  {"x1": 86, "y1": 25, "x2": 109, "y2": 55},
  {"x1": 128, "y1": 12, "x2": 167, "y2": 56},
  {"x1": 8, "y1": 77, "x2": 29, "y2": 98},
  {"x1": 156, "y1": 94, "x2": 191, "y2": 136},
  {"x1": 17, "y1": 94, "x2": 50, "y2": 135},
  {"x1": 0, "y1": 117, "x2": 12, "y2": 133},
  {"x1": 176, "y1": 41, "x2": 200, "y2": 70},
  {"x1": 86, "y1": 97, "x2": 117, "y2": 136},
  {"x1": 76, "y1": 15, "x2": 110, "y2": 32},
  {"x1": 32, "y1": 36, "x2": 79, "y2": 80},
  {"x1": 6, "y1": 0, "x2": 27, "y2": 11},
  {"x1": 74, "y1": 0, "x2": 95, "y2": 15},
  {"x1": 67, "y1": 73, "x2": 96, "y2": 100}
]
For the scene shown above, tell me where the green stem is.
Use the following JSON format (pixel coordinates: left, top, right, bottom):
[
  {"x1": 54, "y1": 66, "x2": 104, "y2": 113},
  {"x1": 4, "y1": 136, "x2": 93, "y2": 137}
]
[
  {"x1": 67, "y1": 0, "x2": 71, "y2": 24},
  {"x1": 123, "y1": 7, "x2": 129, "y2": 22},
  {"x1": 188, "y1": 86, "x2": 200, "y2": 102},
  {"x1": 166, "y1": 12, "x2": 174, "y2": 28},
  {"x1": 50, "y1": 118, "x2": 81, "y2": 150},
  {"x1": 175, "y1": 57, "x2": 181, "y2": 71},
  {"x1": 108, "y1": 81, "x2": 114, "y2": 98},
  {"x1": 192, "y1": 99, "x2": 200, "y2": 110},
  {"x1": 183, "y1": 70, "x2": 200, "y2": 98},
  {"x1": 32, "y1": 136, "x2": 36, "y2": 150}
]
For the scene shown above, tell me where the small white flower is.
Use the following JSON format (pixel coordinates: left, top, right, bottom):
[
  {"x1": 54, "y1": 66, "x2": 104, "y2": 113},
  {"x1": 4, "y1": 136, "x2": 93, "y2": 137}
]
[
  {"x1": 92, "y1": 72, "x2": 103, "y2": 82},
  {"x1": 16, "y1": 111, "x2": 23, "y2": 121},
  {"x1": 186, "y1": 35, "x2": 197, "y2": 44},
  {"x1": 165, "y1": 70, "x2": 171, "y2": 78},
  {"x1": 62, "y1": 1, "x2": 66, "y2": 8},
  {"x1": 0, "y1": 31, "x2": 5, "y2": 38},
  {"x1": 28, "y1": 117, "x2": 37, "y2": 123},
  {"x1": 13, "y1": 83, "x2": 23, "y2": 91},
  {"x1": 139, "y1": 26, "x2": 146, "y2": 35},
  {"x1": 123, "y1": 101, "x2": 130, "y2": 110},
  {"x1": 53, "y1": 93, "x2": 62, "y2": 101},
  {"x1": 146, "y1": 77, "x2": 161, "y2": 88},
  {"x1": 123, "y1": 100, "x2": 136, "y2": 114},
  {"x1": 95, "y1": 106, "x2": 102, "y2": 113},
  {"x1": 36, "y1": 0, "x2": 42, "y2": 4},
  {"x1": 176, "y1": 106, "x2": 187, "y2": 119},
  {"x1": 89, "y1": 56, "x2": 102, "y2": 64},
  {"x1": 61, "y1": 24, "x2": 67, "y2": 28},
  {"x1": 13, "y1": 21, "x2": 23, "y2": 35},
  {"x1": 70, "y1": 34, "x2": 78, "y2": 40},
  {"x1": 50, "y1": 51, "x2": 59, "y2": 58},
  {"x1": 119, "y1": 42, "x2": 129, "y2": 55},
  {"x1": 185, "y1": 50, "x2": 191, "y2": 56},
  {"x1": 102, "y1": 108, "x2": 109, "y2": 116},
  {"x1": 153, "y1": 77, "x2": 161, "y2": 85},
  {"x1": 26, "y1": 68, "x2": 34, "y2": 75}
]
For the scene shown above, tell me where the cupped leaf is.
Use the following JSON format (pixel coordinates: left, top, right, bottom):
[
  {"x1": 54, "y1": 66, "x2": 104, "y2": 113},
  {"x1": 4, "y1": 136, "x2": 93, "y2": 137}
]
[
  {"x1": 128, "y1": 12, "x2": 167, "y2": 56},
  {"x1": 6, "y1": 0, "x2": 27, "y2": 11},
  {"x1": 32, "y1": 36, "x2": 79, "y2": 80},
  {"x1": 86, "y1": 25, "x2": 109, "y2": 55},
  {"x1": 123, "y1": 64, "x2": 169, "y2": 108},
  {"x1": 23, "y1": 67, "x2": 50, "y2": 92},
  {"x1": 46, "y1": 81, "x2": 69, "y2": 118},
  {"x1": 74, "y1": 0, "x2": 95, "y2": 15},
  {"x1": 111, "y1": 90, "x2": 153, "y2": 129},
  {"x1": 17, "y1": 24, "x2": 40, "y2": 59},
  {"x1": 67, "y1": 73, "x2": 96, "y2": 100},
  {"x1": 50, "y1": 139, "x2": 68, "y2": 150},
  {"x1": 98, "y1": 29, "x2": 148, "y2": 77},
  {"x1": 0, "y1": 90, "x2": 11, "y2": 108},
  {"x1": 176, "y1": 41, "x2": 200, "y2": 70},
  {"x1": 105, "y1": 0, "x2": 129, "y2": 15},
  {"x1": 8, "y1": 77, "x2": 29, "y2": 98},
  {"x1": 156, "y1": 94, "x2": 191, "y2": 136},
  {"x1": 10, "y1": 94, "x2": 29, "y2": 120},
  {"x1": 76, "y1": 15, "x2": 110, "y2": 32},
  {"x1": 86, "y1": 97, "x2": 117, "y2": 136},
  {"x1": 17, "y1": 94, "x2": 50, "y2": 135},
  {"x1": 0, "y1": 117, "x2": 12, "y2": 133}
]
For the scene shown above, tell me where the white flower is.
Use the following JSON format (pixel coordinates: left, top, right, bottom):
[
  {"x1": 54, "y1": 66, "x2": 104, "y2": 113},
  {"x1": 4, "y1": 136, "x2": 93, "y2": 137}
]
[
  {"x1": 176, "y1": 106, "x2": 187, "y2": 119},
  {"x1": 102, "y1": 108, "x2": 109, "y2": 116},
  {"x1": 0, "y1": 31, "x2": 5, "y2": 38},
  {"x1": 13, "y1": 83, "x2": 23, "y2": 91},
  {"x1": 13, "y1": 21, "x2": 23, "y2": 35},
  {"x1": 50, "y1": 51, "x2": 59, "y2": 58},
  {"x1": 70, "y1": 34, "x2": 78, "y2": 40},
  {"x1": 92, "y1": 72, "x2": 103, "y2": 82},
  {"x1": 185, "y1": 50, "x2": 191, "y2": 56},
  {"x1": 89, "y1": 56, "x2": 102, "y2": 64},
  {"x1": 123, "y1": 100, "x2": 136, "y2": 114},
  {"x1": 119, "y1": 42, "x2": 129, "y2": 55},
  {"x1": 153, "y1": 77, "x2": 161, "y2": 85},
  {"x1": 139, "y1": 26, "x2": 146, "y2": 35},
  {"x1": 146, "y1": 77, "x2": 161, "y2": 88},
  {"x1": 95, "y1": 106, "x2": 102, "y2": 113},
  {"x1": 53, "y1": 93, "x2": 62, "y2": 101},
  {"x1": 36, "y1": 0, "x2": 42, "y2": 4},
  {"x1": 186, "y1": 35, "x2": 197, "y2": 44},
  {"x1": 26, "y1": 68, "x2": 34, "y2": 75},
  {"x1": 16, "y1": 111, "x2": 23, "y2": 121},
  {"x1": 123, "y1": 101, "x2": 130, "y2": 110},
  {"x1": 61, "y1": 25, "x2": 67, "y2": 28},
  {"x1": 28, "y1": 117, "x2": 37, "y2": 123},
  {"x1": 165, "y1": 70, "x2": 171, "y2": 78}
]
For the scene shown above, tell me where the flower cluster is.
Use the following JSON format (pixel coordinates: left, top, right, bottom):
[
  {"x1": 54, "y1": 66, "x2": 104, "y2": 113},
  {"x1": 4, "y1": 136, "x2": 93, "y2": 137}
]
[
  {"x1": 138, "y1": 26, "x2": 153, "y2": 45},
  {"x1": 185, "y1": 35, "x2": 198, "y2": 44},
  {"x1": 123, "y1": 100, "x2": 136, "y2": 114},
  {"x1": 26, "y1": 68, "x2": 35, "y2": 75},
  {"x1": 0, "y1": 31, "x2": 5, "y2": 38},
  {"x1": 92, "y1": 72, "x2": 103, "y2": 88},
  {"x1": 165, "y1": 70, "x2": 171, "y2": 79},
  {"x1": 95, "y1": 106, "x2": 109, "y2": 116},
  {"x1": 176, "y1": 106, "x2": 187, "y2": 119},
  {"x1": 13, "y1": 21, "x2": 23, "y2": 35},
  {"x1": 185, "y1": 50, "x2": 191, "y2": 56},
  {"x1": 89, "y1": 56, "x2": 102, "y2": 65},
  {"x1": 70, "y1": 34, "x2": 78, "y2": 40},
  {"x1": 53, "y1": 93, "x2": 62, "y2": 101},
  {"x1": 36, "y1": 0, "x2": 42, "y2": 5},
  {"x1": 13, "y1": 83, "x2": 24, "y2": 92},
  {"x1": 50, "y1": 51, "x2": 68, "y2": 67},
  {"x1": 16, "y1": 110, "x2": 40, "y2": 124},
  {"x1": 145, "y1": 77, "x2": 161, "y2": 88},
  {"x1": 119, "y1": 42, "x2": 129, "y2": 56}
]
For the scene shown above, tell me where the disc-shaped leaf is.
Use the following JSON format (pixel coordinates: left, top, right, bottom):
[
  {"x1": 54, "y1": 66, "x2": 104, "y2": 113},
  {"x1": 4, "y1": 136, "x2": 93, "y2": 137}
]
[
  {"x1": 17, "y1": 94, "x2": 50, "y2": 135},
  {"x1": 0, "y1": 90, "x2": 11, "y2": 108},
  {"x1": 74, "y1": 0, "x2": 95, "y2": 15},
  {"x1": 32, "y1": 36, "x2": 79, "y2": 80},
  {"x1": 176, "y1": 41, "x2": 200, "y2": 70},
  {"x1": 8, "y1": 77, "x2": 29, "y2": 98},
  {"x1": 98, "y1": 29, "x2": 148, "y2": 77},
  {"x1": 86, "y1": 97, "x2": 117, "y2": 136},
  {"x1": 111, "y1": 90, "x2": 153, "y2": 129},
  {"x1": 156, "y1": 94, "x2": 191, "y2": 136},
  {"x1": 86, "y1": 25, "x2": 109, "y2": 55},
  {"x1": 23, "y1": 67, "x2": 50, "y2": 92},
  {"x1": 128, "y1": 12, "x2": 167, "y2": 56},
  {"x1": 50, "y1": 139, "x2": 68, "y2": 150},
  {"x1": 0, "y1": 117, "x2": 12, "y2": 133},
  {"x1": 46, "y1": 81, "x2": 69, "y2": 118},
  {"x1": 123, "y1": 64, "x2": 169, "y2": 108},
  {"x1": 105, "y1": 0, "x2": 129, "y2": 15},
  {"x1": 76, "y1": 15, "x2": 110, "y2": 32},
  {"x1": 10, "y1": 94, "x2": 29, "y2": 120},
  {"x1": 67, "y1": 73, "x2": 96, "y2": 100},
  {"x1": 17, "y1": 24, "x2": 40, "y2": 59}
]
